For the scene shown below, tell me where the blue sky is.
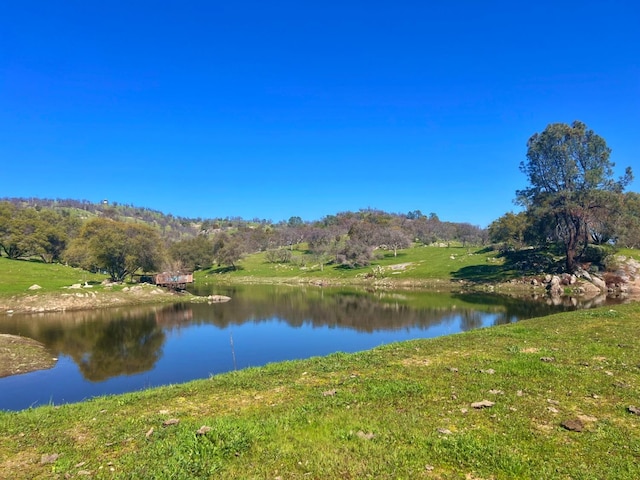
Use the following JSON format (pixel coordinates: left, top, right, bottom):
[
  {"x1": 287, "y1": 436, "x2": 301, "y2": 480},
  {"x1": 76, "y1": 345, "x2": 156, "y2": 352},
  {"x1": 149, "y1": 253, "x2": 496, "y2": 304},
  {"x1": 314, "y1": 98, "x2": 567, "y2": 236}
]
[{"x1": 1, "y1": 1, "x2": 638, "y2": 227}]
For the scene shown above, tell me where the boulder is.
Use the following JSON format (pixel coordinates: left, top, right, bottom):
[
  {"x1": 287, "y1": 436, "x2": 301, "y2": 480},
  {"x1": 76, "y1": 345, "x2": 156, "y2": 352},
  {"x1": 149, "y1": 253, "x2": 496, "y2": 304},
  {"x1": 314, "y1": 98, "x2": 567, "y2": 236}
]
[{"x1": 590, "y1": 275, "x2": 606, "y2": 292}]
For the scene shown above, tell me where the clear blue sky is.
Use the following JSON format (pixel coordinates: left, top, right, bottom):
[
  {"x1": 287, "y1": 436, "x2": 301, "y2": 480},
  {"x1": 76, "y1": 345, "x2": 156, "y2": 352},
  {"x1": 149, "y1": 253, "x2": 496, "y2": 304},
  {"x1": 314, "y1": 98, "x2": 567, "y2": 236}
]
[{"x1": 2, "y1": 1, "x2": 638, "y2": 226}]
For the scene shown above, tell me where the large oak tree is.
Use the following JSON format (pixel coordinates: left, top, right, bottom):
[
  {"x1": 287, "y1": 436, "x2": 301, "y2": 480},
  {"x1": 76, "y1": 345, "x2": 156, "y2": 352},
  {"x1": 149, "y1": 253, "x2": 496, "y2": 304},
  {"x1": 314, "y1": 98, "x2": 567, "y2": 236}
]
[
  {"x1": 517, "y1": 121, "x2": 632, "y2": 272},
  {"x1": 66, "y1": 218, "x2": 165, "y2": 281}
]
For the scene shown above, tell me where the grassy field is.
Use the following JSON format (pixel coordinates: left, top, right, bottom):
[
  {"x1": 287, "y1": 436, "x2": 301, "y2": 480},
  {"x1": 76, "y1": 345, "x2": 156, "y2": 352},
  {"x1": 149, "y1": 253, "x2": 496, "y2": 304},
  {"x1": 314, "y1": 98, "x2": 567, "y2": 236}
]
[
  {"x1": 197, "y1": 244, "x2": 519, "y2": 287},
  {"x1": 1, "y1": 302, "x2": 639, "y2": 479},
  {"x1": 0, "y1": 257, "x2": 106, "y2": 296},
  {"x1": 3, "y1": 243, "x2": 633, "y2": 295}
]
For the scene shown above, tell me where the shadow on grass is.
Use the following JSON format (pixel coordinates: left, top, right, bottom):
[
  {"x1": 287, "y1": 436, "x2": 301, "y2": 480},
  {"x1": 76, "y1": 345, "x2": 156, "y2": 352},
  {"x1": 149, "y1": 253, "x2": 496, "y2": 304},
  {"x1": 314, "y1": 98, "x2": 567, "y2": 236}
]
[
  {"x1": 380, "y1": 251, "x2": 410, "y2": 260},
  {"x1": 452, "y1": 248, "x2": 562, "y2": 283}
]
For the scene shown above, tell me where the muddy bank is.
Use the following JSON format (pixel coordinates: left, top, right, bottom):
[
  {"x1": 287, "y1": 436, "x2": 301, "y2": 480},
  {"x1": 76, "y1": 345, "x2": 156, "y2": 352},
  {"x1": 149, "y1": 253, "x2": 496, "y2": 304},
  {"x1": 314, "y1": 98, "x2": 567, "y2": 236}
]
[
  {"x1": 0, "y1": 334, "x2": 57, "y2": 377},
  {"x1": 0, "y1": 284, "x2": 229, "y2": 315}
]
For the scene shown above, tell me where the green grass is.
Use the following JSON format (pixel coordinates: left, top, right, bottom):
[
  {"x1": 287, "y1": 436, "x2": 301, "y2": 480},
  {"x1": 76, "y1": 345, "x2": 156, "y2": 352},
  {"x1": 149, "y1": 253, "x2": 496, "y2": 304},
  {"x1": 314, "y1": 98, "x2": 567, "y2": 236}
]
[
  {"x1": 198, "y1": 244, "x2": 511, "y2": 286},
  {"x1": 617, "y1": 248, "x2": 640, "y2": 261},
  {"x1": 1, "y1": 302, "x2": 639, "y2": 479},
  {"x1": 0, "y1": 256, "x2": 106, "y2": 295}
]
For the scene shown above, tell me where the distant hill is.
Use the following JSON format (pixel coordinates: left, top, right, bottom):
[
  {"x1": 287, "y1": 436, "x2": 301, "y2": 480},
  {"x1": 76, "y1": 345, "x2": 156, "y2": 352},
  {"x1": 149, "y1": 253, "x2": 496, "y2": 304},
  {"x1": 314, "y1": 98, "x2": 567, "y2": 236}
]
[{"x1": 0, "y1": 197, "x2": 201, "y2": 241}]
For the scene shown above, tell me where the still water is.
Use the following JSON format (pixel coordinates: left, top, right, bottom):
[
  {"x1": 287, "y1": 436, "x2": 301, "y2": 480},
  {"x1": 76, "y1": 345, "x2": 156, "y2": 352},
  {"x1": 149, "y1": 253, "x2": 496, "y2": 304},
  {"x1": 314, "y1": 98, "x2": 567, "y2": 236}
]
[{"x1": 0, "y1": 285, "x2": 612, "y2": 411}]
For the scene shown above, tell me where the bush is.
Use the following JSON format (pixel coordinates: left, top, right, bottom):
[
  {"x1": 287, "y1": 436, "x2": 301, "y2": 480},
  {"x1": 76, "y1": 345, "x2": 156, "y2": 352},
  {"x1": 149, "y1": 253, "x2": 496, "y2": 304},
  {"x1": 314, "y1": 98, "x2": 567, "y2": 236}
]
[
  {"x1": 265, "y1": 248, "x2": 292, "y2": 263},
  {"x1": 581, "y1": 244, "x2": 616, "y2": 265}
]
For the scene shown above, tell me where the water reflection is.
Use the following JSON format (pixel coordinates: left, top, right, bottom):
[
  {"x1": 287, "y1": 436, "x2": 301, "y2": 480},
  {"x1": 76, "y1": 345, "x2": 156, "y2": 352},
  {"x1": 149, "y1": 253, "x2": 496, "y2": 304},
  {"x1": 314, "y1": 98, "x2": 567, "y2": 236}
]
[{"x1": 0, "y1": 285, "x2": 620, "y2": 410}]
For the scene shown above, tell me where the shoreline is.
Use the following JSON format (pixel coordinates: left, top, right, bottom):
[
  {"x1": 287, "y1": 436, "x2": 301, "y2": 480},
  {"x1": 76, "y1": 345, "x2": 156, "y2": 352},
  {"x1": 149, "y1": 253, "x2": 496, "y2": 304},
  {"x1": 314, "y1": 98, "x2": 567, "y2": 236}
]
[
  {"x1": 1, "y1": 274, "x2": 636, "y2": 316},
  {"x1": 0, "y1": 333, "x2": 58, "y2": 378},
  {"x1": 0, "y1": 283, "x2": 229, "y2": 316}
]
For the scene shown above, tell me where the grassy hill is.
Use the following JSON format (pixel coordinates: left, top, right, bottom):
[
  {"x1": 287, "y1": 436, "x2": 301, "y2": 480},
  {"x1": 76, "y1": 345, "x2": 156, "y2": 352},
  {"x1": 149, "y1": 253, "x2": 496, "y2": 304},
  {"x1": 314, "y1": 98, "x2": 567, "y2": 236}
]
[
  {"x1": 0, "y1": 257, "x2": 106, "y2": 295},
  {"x1": 198, "y1": 244, "x2": 512, "y2": 286}
]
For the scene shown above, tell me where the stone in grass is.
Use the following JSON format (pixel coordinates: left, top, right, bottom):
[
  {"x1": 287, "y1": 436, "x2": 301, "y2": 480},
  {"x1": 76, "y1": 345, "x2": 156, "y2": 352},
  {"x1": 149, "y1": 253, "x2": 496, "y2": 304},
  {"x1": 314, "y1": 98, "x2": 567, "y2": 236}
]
[
  {"x1": 162, "y1": 418, "x2": 180, "y2": 427},
  {"x1": 561, "y1": 419, "x2": 584, "y2": 432},
  {"x1": 40, "y1": 453, "x2": 60, "y2": 465},
  {"x1": 628, "y1": 406, "x2": 640, "y2": 416},
  {"x1": 196, "y1": 426, "x2": 212, "y2": 436},
  {"x1": 471, "y1": 400, "x2": 495, "y2": 409}
]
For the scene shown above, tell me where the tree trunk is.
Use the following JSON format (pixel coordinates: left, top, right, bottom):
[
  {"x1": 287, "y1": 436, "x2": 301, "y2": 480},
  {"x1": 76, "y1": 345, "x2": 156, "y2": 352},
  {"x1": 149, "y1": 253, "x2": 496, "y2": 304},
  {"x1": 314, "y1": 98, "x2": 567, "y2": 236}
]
[
  {"x1": 565, "y1": 226, "x2": 579, "y2": 273},
  {"x1": 566, "y1": 246, "x2": 577, "y2": 273}
]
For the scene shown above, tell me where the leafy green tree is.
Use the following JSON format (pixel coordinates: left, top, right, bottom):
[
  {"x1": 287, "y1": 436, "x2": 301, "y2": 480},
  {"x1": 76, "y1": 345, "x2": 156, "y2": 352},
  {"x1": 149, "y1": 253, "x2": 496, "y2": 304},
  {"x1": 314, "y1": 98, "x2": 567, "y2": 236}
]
[
  {"x1": 287, "y1": 216, "x2": 304, "y2": 227},
  {"x1": 488, "y1": 212, "x2": 529, "y2": 249},
  {"x1": 0, "y1": 204, "x2": 47, "y2": 260},
  {"x1": 36, "y1": 209, "x2": 79, "y2": 263},
  {"x1": 265, "y1": 248, "x2": 292, "y2": 263},
  {"x1": 66, "y1": 218, "x2": 165, "y2": 281},
  {"x1": 517, "y1": 121, "x2": 632, "y2": 272},
  {"x1": 169, "y1": 235, "x2": 214, "y2": 271},
  {"x1": 212, "y1": 233, "x2": 243, "y2": 269},
  {"x1": 615, "y1": 192, "x2": 640, "y2": 248},
  {"x1": 0, "y1": 202, "x2": 82, "y2": 262}
]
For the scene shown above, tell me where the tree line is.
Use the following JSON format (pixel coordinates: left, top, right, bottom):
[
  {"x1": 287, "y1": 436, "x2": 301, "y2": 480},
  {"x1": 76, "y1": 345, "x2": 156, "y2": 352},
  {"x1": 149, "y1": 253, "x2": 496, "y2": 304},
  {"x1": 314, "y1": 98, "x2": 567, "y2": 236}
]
[{"x1": 0, "y1": 199, "x2": 486, "y2": 281}]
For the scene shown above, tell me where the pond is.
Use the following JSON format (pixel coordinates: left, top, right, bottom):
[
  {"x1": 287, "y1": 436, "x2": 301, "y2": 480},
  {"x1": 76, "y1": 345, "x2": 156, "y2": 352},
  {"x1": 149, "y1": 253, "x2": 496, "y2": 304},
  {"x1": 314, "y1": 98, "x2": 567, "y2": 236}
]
[{"x1": 0, "y1": 285, "x2": 615, "y2": 411}]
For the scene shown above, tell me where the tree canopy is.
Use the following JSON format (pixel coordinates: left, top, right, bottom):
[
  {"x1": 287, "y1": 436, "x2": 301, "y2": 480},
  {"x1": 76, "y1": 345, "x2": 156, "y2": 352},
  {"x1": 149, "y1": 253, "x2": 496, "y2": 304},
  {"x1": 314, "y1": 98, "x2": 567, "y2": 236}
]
[
  {"x1": 65, "y1": 218, "x2": 165, "y2": 282},
  {"x1": 517, "y1": 121, "x2": 632, "y2": 272}
]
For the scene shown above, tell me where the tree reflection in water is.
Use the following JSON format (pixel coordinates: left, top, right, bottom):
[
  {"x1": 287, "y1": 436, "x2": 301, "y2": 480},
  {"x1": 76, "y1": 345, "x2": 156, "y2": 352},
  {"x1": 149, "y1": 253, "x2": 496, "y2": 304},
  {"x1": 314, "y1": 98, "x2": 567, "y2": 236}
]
[
  {"x1": 0, "y1": 306, "x2": 167, "y2": 381},
  {"x1": 0, "y1": 286, "x2": 622, "y2": 385},
  {"x1": 77, "y1": 315, "x2": 165, "y2": 381}
]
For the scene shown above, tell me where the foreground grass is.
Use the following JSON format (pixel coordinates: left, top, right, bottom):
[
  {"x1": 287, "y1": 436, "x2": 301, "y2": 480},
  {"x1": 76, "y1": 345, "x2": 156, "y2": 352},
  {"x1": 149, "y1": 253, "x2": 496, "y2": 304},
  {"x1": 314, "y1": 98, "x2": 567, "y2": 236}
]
[{"x1": 1, "y1": 304, "x2": 639, "y2": 479}]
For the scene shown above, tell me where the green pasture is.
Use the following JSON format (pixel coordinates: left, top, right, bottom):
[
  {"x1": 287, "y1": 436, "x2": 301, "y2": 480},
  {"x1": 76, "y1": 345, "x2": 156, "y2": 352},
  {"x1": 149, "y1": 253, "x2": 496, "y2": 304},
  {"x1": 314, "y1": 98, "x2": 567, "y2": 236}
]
[
  {"x1": 198, "y1": 244, "x2": 513, "y2": 285},
  {"x1": 0, "y1": 257, "x2": 106, "y2": 296}
]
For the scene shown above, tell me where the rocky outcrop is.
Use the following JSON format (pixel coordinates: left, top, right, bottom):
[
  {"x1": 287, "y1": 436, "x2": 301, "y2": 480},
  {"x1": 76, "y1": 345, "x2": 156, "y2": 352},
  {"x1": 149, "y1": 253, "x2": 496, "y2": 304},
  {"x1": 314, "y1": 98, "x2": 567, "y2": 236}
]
[
  {"x1": 605, "y1": 256, "x2": 640, "y2": 299},
  {"x1": 540, "y1": 255, "x2": 640, "y2": 300}
]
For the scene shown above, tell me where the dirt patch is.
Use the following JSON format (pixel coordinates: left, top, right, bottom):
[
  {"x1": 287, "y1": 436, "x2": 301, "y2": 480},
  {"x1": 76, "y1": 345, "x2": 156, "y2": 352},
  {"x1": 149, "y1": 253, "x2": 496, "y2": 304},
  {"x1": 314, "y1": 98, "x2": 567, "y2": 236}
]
[
  {"x1": 0, "y1": 334, "x2": 57, "y2": 378},
  {"x1": 400, "y1": 357, "x2": 432, "y2": 367},
  {"x1": 520, "y1": 347, "x2": 541, "y2": 354},
  {"x1": 389, "y1": 263, "x2": 413, "y2": 271}
]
